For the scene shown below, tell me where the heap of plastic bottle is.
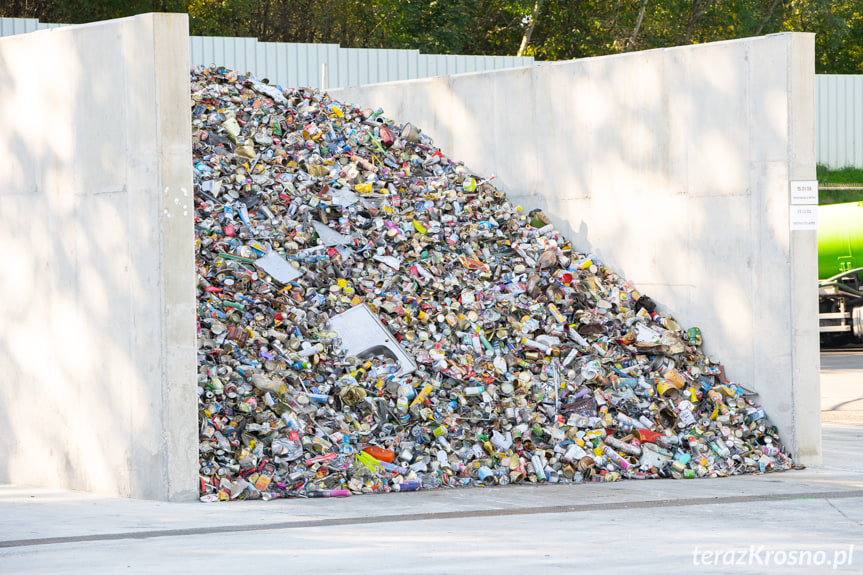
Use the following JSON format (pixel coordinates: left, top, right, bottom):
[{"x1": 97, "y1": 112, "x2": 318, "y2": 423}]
[{"x1": 192, "y1": 66, "x2": 794, "y2": 501}]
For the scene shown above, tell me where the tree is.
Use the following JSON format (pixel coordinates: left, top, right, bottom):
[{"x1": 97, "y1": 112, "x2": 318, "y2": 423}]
[
  {"x1": 1, "y1": 0, "x2": 860, "y2": 73},
  {"x1": 517, "y1": 0, "x2": 544, "y2": 56}
]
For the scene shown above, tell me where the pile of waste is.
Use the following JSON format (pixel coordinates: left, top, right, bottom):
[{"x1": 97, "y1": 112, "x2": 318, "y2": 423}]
[{"x1": 192, "y1": 66, "x2": 793, "y2": 501}]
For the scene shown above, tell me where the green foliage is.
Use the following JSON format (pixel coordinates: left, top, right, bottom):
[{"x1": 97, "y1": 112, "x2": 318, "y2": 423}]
[
  {"x1": 1, "y1": 0, "x2": 860, "y2": 73},
  {"x1": 817, "y1": 165, "x2": 863, "y2": 205},
  {"x1": 819, "y1": 188, "x2": 863, "y2": 205},
  {"x1": 818, "y1": 165, "x2": 863, "y2": 184}
]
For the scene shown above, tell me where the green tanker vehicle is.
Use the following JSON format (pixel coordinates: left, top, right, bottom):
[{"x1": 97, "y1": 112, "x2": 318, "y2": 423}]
[{"x1": 818, "y1": 201, "x2": 863, "y2": 344}]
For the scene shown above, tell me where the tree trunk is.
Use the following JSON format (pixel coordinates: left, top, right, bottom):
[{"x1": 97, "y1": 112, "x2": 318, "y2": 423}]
[
  {"x1": 684, "y1": 0, "x2": 707, "y2": 43},
  {"x1": 754, "y1": 0, "x2": 783, "y2": 36},
  {"x1": 517, "y1": 0, "x2": 544, "y2": 56},
  {"x1": 628, "y1": 0, "x2": 649, "y2": 50}
]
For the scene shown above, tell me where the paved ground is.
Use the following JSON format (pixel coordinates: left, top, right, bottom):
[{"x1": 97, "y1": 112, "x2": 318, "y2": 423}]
[
  {"x1": 821, "y1": 348, "x2": 863, "y2": 426},
  {"x1": 1, "y1": 351, "x2": 862, "y2": 574}
]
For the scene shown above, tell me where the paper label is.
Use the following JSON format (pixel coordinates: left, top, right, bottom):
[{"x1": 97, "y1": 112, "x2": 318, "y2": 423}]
[
  {"x1": 790, "y1": 205, "x2": 818, "y2": 230},
  {"x1": 790, "y1": 180, "x2": 818, "y2": 205}
]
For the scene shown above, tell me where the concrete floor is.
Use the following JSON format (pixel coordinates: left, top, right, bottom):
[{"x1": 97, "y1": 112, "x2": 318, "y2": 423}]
[
  {"x1": 2, "y1": 352, "x2": 862, "y2": 574},
  {"x1": 821, "y1": 349, "x2": 863, "y2": 426}
]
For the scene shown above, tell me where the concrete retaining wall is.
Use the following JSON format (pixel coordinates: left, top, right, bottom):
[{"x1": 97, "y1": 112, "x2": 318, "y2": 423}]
[
  {"x1": 0, "y1": 21, "x2": 820, "y2": 503},
  {"x1": 0, "y1": 14, "x2": 198, "y2": 500},
  {"x1": 332, "y1": 33, "x2": 821, "y2": 464}
]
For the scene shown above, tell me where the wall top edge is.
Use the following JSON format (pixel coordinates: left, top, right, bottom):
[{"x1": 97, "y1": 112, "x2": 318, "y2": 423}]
[
  {"x1": 1, "y1": 16, "x2": 531, "y2": 63},
  {"x1": 329, "y1": 62, "x2": 539, "y2": 92},
  {"x1": 331, "y1": 32, "x2": 813, "y2": 93},
  {"x1": 543, "y1": 32, "x2": 813, "y2": 67},
  {"x1": 256, "y1": 40, "x2": 341, "y2": 49},
  {"x1": 0, "y1": 12, "x2": 187, "y2": 37}
]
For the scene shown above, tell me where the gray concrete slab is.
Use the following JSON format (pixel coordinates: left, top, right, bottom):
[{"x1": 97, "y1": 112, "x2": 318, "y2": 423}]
[
  {"x1": 822, "y1": 350, "x2": 863, "y2": 426},
  {"x1": 1, "y1": 351, "x2": 860, "y2": 573},
  {"x1": 1, "y1": 468, "x2": 861, "y2": 574}
]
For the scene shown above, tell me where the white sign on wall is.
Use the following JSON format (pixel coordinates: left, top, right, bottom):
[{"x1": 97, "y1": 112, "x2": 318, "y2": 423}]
[
  {"x1": 790, "y1": 205, "x2": 818, "y2": 230},
  {"x1": 790, "y1": 180, "x2": 818, "y2": 205}
]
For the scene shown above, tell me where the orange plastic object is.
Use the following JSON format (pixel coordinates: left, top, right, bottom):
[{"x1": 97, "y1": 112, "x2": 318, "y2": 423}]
[
  {"x1": 633, "y1": 429, "x2": 663, "y2": 444},
  {"x1": 362, "y1": 445, "x2": 395, "y2": 463}
]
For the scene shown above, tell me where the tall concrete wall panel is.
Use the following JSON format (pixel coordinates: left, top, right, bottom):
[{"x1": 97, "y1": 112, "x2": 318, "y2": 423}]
[
  {"x1": 0, "y1": 14, "x2": 197, "y2": 500},
  {"x1": 332, "y1": 33, "x2": 821, "y2": 464}
]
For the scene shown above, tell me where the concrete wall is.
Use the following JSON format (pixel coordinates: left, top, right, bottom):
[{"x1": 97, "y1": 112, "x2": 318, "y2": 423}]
[
  {"x1": 0, "y1": 14, "x2": 198, "y2": 500},
  {"x1": 332, "y1": 33, "x2": 821, "y2": 465}
]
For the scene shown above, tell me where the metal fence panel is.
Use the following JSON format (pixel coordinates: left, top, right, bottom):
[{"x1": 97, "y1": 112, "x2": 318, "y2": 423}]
[
  {"x1": 817, "y1": 74, "x2": 863, "y2": 169},
  {"x1": 0, "y1": 17, "x2": 65, "y2": 36},
  {"x1": 0, "y1": 17, "x2": 37, "y2": 36},
  {"x1": 185, "y1": 34, "x2": 532, "y2": 91}
]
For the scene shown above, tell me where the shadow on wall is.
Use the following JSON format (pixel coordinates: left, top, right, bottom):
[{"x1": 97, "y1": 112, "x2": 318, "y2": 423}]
[
  {"x1": 331, "y1": 35, "x2": 806, "y2": 450},
  {"x1": 0, "y1": 24, "x2": 163, "y2": 496},
  {"x1": 481, "y1": 41, "x2": 794, "y2": 438},
  {"x1": 355, "y1": 44, "x2": 783, "y2": 347}
]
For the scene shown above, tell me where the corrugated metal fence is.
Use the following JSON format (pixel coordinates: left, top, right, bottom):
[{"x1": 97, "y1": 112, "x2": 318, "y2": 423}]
[
  {"x1": 190, "y1": 36, "x2": 534, "y2": 90},
  {"x1": 0, "y1": 16, "x2": 66, "y2": 35},
  {"x1": 0, "y1": 17, "x2": 533, "y2": 91},
  {"x1": 817, "y1": 75, "x2": 863, "y2": 169},
  {"x1": 4, "y1": 18, "x2": 863, "y2": 168}
]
